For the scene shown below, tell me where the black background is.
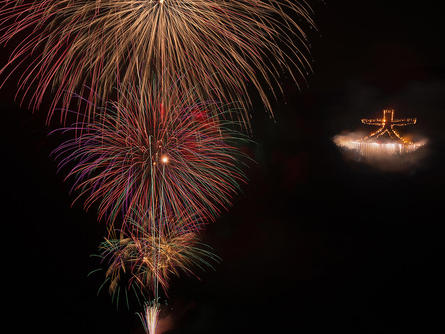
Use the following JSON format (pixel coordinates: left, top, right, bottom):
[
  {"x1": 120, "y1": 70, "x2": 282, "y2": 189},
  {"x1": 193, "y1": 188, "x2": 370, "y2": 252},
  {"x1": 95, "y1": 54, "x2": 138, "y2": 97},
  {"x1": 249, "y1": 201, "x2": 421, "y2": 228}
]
[{"x1": 2, "y1": 1, "x2": 445, "y2": 333}]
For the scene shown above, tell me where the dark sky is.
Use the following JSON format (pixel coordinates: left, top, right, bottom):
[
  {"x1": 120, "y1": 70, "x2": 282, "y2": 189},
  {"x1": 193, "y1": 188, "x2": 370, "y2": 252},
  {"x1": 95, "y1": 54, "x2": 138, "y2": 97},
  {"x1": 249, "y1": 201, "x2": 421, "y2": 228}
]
[{"x1": 2, "y1": 1, "x2": 445, "y2": 333}]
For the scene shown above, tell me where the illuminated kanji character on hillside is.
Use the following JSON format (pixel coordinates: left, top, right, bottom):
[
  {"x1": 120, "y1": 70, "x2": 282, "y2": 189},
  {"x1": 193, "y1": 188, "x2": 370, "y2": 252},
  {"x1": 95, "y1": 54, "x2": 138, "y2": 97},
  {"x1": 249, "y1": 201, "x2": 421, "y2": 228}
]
[{"x1": 361, "y1": 109, "x2": 416, "y2": 144}]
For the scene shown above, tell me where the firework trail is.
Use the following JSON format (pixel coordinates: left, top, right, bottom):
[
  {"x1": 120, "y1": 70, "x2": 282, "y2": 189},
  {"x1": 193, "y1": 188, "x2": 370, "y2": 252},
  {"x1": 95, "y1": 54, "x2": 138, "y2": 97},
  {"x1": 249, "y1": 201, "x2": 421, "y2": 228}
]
[
  {"x1": 52, "y1": 83, "x2": 250, "y2": 232},
  {"x1": 0, "y1": 0, "x2": 313, "y2": 125},
  {"x1": 138, "y1": 302, "x2": 159, "y2": 334}
]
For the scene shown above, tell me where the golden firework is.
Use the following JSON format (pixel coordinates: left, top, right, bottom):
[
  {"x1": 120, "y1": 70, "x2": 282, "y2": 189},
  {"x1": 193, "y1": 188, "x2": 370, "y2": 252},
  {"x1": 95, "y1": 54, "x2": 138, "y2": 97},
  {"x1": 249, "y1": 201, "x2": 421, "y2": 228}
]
[{"x1": 0, "y1": 0, "x2": 313, "y2": 125}]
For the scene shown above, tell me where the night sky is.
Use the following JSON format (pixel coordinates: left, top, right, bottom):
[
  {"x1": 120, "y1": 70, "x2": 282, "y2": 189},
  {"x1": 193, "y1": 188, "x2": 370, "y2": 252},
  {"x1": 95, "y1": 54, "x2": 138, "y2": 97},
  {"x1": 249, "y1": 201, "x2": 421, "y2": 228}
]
[{"x1": 3, "y1": 1, "x2": 445, "y2": 333}]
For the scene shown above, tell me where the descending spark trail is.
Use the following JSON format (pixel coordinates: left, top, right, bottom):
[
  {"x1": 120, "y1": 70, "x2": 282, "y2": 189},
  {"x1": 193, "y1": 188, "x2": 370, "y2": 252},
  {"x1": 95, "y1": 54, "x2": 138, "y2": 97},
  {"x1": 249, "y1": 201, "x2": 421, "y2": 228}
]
[{"x1": 0, "y1": 0, "x2": 313, "y2": 126}]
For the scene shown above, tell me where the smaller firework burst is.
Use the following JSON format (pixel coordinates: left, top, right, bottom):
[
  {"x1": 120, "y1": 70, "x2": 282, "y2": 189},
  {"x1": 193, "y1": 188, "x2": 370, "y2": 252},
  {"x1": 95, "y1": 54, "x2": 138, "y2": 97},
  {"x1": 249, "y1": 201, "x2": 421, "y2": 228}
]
[{"x1": 95, "y1": 216, "x2": 219, "y2": 307}]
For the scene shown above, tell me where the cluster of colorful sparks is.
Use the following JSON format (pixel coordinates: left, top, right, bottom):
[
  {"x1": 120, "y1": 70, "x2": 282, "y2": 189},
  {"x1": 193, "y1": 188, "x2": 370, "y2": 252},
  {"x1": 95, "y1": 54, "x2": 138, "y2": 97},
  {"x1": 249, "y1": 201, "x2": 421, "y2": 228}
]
[{"x1": 0, "y1": 1, "x2": 313, "y2": 332}]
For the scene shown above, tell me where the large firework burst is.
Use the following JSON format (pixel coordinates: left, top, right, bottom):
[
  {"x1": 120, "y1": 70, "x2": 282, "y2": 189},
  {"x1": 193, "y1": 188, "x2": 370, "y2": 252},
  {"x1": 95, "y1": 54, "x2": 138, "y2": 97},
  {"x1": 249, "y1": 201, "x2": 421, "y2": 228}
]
[
  {"x1": 52, "y1": 84, "x2": 249, "y2": 229},
  {"x1": 0, "y1": 0, "x2": 313, "y2": 125}
]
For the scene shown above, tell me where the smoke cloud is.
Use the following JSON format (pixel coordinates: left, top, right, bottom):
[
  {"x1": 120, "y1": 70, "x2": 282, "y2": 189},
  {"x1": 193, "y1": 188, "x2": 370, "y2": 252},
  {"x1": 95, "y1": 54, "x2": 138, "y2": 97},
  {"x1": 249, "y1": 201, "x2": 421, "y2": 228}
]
[{"x1": 333, "y1": 131, "x2": 428, "y2": 172}]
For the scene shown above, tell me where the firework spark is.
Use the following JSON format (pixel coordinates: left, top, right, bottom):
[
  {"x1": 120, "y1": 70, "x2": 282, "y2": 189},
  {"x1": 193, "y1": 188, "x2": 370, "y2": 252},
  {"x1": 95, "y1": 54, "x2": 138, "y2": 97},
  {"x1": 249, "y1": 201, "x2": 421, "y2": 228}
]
[
  {"x1": 0, "y1": 0, "x2": 313, "y2": 125},
  {"x1": 52, "y1": 84, "x2": 249, "y2": 229}
]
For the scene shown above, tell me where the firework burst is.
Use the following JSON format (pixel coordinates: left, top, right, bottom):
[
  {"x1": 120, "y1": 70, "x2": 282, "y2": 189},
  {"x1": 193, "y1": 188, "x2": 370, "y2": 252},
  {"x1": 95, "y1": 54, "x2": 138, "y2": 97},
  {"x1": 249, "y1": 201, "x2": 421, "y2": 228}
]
[
  {"x1": 0, "y1": 0, "x2": 313, "y2": 125},
  {"x1": 95, "y1": 216, "x2": 219, "y2": 306},
  {"x1": 52, "y1": 84, "x2": 249, "y2": 230}
]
